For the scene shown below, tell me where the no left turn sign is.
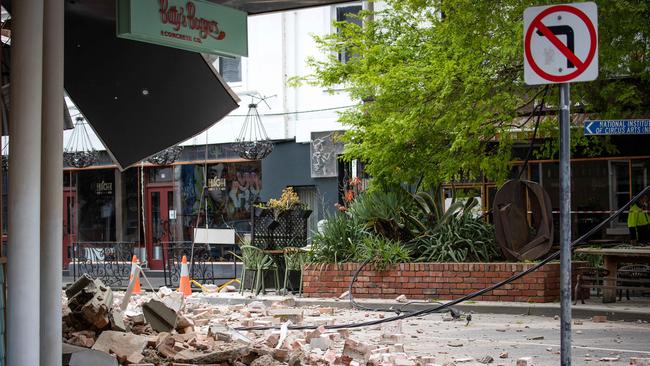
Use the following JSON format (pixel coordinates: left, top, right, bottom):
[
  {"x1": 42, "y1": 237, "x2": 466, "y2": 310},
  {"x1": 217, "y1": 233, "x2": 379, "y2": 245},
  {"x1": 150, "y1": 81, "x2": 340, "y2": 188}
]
[{"x1": 524, "y1": 2, "x2": 598, "y2": 85}]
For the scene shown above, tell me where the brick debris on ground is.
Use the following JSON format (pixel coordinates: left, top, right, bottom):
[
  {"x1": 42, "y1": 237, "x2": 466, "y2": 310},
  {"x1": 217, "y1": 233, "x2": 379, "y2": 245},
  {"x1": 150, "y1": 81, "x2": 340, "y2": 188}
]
[{"x1": 61, "y1": 275, "x2": 650, "y2": 366}]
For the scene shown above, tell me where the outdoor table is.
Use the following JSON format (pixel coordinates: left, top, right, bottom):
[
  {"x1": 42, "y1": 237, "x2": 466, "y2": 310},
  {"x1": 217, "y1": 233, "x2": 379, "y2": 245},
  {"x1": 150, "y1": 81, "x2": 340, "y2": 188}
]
[{"x1": 574, "y1": 246, "x2": 650, "y2": 303}]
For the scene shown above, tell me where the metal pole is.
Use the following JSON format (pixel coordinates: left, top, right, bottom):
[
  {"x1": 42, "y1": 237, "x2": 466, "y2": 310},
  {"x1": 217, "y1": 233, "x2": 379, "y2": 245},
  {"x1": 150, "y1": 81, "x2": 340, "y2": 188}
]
[
  {"x1": 559, "y1": 82, "x2": 572, "y2": 366},
  {"x1": 40, "y1": 1, "x2": 64, "y2": 365},
  {"x1": 7, "y1": 0, "x2": 44, "y2": 365}
]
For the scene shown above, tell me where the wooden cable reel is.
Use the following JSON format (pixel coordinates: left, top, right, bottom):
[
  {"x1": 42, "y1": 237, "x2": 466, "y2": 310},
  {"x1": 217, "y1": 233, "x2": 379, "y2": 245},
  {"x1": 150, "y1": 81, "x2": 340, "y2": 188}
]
[{"x1": 493, "y1": 179, "x2": 553, "y2": 261}]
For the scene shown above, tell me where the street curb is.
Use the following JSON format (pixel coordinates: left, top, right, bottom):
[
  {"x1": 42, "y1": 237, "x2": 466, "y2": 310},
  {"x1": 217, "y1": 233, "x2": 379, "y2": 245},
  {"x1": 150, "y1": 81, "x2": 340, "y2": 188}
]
[{"x1": 197, "y1": 296, "x2": 650, "y2": 322}]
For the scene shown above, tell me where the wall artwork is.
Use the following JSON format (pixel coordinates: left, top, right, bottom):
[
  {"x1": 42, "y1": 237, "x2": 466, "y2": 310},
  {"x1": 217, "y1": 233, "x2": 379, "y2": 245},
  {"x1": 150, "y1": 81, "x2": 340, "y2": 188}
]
[{"x1": 310, "y1": 131, "x2": 344, "y2": 178}]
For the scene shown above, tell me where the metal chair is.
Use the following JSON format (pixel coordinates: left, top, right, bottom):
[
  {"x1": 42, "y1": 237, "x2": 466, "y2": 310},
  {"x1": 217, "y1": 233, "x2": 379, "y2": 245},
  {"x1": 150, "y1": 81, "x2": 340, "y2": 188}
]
[
  {"x1": 283, "y1": 247, "x2": 309, "y2": 296},
  {"x1": 574, "y1": 266, "x2": 610, "y2": 304},
  {"x1": 618, "y1": 264, "x2": 650, "y2": 301},
  {"x1": 233, "y1": 245, "x2": 279, "y2": 295}
]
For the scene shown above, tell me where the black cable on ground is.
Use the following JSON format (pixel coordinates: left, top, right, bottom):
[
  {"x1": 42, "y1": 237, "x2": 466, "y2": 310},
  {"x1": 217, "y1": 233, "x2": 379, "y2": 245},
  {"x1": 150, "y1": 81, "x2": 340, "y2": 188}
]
[{"x1": 234, "y1": 186, "x2": 650, "y2": 332}]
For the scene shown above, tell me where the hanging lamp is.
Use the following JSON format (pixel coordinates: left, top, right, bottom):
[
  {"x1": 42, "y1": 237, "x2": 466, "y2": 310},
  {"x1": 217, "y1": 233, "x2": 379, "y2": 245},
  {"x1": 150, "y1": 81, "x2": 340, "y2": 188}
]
[
  {"x1": 64, "y1": 116, "x2": 99, "y2": 168},
  {"x1": 147, "y1": 145, "x2": 184, "y2": 165},
  {"x1": 233, "y1": 97, "x2": 274, "y2": 160}
]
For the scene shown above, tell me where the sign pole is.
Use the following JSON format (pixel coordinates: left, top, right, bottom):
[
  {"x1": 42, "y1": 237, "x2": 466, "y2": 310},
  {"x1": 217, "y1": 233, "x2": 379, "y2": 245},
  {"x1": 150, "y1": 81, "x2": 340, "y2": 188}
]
[{"x1": 559, "y1": 82, "x2": 572, "y2": 366}]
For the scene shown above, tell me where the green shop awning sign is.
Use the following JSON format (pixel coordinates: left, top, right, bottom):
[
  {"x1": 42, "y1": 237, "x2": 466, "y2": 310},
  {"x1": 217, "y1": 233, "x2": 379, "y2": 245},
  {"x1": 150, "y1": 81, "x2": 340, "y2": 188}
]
[{"x1": 117, "y1": 0, "x2": 248, "y2": 57}]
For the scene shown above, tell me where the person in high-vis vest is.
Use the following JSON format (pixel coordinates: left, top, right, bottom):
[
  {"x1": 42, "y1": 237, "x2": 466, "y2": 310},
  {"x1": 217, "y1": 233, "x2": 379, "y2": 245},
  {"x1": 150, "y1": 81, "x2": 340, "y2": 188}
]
[{"x1": 628, "y1": 194, "x2": 650, "y2": 244}]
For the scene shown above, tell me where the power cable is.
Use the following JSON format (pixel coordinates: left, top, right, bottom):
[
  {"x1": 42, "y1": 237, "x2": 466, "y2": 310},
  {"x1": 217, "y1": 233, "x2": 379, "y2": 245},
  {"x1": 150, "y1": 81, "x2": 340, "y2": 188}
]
[{"x1": 234, "y1": 185, "x2": 650, "y2": 332}]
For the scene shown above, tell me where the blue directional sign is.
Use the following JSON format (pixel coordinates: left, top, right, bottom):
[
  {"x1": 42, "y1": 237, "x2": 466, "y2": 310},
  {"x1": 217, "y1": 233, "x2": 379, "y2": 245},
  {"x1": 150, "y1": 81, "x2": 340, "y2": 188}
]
[{"x1": 584, "y1": 119, "x2": 650, "y2": 136}]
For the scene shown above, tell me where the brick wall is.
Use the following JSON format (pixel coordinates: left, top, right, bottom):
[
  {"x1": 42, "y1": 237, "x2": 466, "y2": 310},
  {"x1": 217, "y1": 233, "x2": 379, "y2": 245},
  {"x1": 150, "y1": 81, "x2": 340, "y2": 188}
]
[{"x1": 302, "y1": 262, "x2": 586, "y2": 303}]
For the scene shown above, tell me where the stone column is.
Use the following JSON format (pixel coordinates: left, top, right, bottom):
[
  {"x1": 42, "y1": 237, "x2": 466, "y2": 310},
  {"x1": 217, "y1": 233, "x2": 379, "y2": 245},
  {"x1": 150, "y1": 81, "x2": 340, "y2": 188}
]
[
  {"x1": 7, "y1": 0, "x2": 45, "y2": 365},
  {"x1": 40, "y1": 1, "x2": 64, "y2": 365}
]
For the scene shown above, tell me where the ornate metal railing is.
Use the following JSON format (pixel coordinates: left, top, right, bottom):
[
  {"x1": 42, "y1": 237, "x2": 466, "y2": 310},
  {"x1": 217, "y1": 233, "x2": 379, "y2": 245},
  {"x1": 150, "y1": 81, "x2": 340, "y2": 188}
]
[
  {"x1": 162, "y1": 241, "x2": 239, "y2": 287},
  {"x1": 71, "y1": 241, "x2": 138, "y2": 287}
]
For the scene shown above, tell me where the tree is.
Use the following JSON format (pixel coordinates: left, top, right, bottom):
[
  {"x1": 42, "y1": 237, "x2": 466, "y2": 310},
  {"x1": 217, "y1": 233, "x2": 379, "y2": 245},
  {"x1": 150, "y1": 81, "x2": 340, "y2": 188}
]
[{"x1": 299, "y1": 0, "x2": 650, "y2": 188}]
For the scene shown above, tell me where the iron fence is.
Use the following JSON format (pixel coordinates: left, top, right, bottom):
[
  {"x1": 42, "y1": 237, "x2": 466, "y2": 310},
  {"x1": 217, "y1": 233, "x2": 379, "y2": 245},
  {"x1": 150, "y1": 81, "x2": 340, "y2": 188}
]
[
  {"x1": 162, "y1": 241, "x2": 239, "y2": 287},
  {"x1": 71, "y1": 241, "x2": 138, "y2": 287}
]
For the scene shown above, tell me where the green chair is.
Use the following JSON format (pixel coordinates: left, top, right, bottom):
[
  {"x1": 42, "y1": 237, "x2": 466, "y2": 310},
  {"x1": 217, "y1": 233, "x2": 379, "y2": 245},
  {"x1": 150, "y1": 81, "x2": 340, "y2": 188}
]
[
  {"x1": 283, "y1": 247, "x2": 309, "y2": 296},
  {"x1": 233, "y1": 245, "x2": 280, "y2": 295}
]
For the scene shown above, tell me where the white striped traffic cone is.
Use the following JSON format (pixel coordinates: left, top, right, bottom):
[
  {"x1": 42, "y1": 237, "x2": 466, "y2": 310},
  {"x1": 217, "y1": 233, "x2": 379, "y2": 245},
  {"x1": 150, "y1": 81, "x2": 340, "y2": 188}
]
[{"x1": 178, "y1": 255, "x2": 191, "y2": 297}]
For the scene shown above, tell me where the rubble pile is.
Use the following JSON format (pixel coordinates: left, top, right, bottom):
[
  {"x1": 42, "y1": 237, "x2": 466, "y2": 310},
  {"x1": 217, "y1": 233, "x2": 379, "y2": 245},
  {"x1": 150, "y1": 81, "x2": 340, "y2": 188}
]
[{"x1": 62, "y1": 276, "x2": 438, "y2": 366}]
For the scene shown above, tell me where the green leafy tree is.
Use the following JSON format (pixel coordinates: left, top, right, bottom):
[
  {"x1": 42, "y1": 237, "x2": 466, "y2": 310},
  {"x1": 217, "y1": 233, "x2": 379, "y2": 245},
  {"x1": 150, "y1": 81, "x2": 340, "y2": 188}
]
[{"x1": 298, "y1": 0, "x2": 649, "y2": 187}]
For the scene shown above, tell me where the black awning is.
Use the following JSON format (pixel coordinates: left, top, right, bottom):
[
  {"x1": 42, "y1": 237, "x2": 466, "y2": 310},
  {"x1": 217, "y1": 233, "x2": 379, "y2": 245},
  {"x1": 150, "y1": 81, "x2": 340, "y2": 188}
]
[
  {"x1": 213, "y1": 0, "x2": 356, "y2": 15},
  {"x1": 64, "y1": 3, "x2": 239, "y2": 170}
]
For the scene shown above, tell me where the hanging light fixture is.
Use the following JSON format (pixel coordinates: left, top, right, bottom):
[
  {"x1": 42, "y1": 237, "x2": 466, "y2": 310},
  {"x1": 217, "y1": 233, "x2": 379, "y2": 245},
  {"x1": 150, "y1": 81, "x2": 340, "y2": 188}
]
[
  {"x1": 233, "y1": 96, "x2": 274, "y2": 160},
  {"x1": 147, "y1": 145, "x2": 184, "y2": 165},
  {"x1": 64, "y1": 116, "x2": 98, "y2": 168}
]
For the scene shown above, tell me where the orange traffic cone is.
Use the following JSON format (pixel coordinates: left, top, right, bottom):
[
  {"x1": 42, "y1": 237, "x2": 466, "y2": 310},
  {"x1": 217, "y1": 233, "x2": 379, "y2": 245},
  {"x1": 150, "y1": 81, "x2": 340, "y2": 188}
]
[
  {"x1": 178, "y1": 255, "x2": 192, "y2": 297},
  {"x1": 129, "y1": 255, "x2": 141, "y2": 294}
]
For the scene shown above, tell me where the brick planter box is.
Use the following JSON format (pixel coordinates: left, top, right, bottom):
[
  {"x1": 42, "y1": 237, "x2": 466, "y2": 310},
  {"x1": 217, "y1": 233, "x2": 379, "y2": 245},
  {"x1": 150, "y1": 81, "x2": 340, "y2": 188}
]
[{"x1": 302, "y1": 262, "x2": 587, "y2": 303}]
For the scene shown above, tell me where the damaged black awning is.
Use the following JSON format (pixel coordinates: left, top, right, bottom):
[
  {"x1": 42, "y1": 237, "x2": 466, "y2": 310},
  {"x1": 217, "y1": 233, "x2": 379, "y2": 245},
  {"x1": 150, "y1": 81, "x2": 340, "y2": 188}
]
[{"x1": 63, "y1": 1, "x2": 239, "y2": 170}]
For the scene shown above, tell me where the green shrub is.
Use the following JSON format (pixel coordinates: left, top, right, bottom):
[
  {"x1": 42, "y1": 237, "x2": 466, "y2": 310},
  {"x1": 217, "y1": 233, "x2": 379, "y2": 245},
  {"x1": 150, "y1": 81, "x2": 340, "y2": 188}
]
[
  {"x1": 346, "y1": 188, "x2": 417, "y2": 242},
  {"x1": 310, "y1": 187, "x2": 501, "y2": 264},
  {"x1": 355, "y1": 235, "x2": 411, "y2": 270},
  {"x1": 309, "y1": 212, "x2": 366, "y2": 264},
  {"x1": 414, "y1": 215, "x2": 499, "y2": 263}
]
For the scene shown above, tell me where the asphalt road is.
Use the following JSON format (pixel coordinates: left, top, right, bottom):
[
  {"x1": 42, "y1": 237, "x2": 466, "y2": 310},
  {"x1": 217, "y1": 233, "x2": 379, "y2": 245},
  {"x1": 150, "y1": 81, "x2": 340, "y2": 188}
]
[{"x1": 336, "y1": 310, "x2": 650, "y2": 365}]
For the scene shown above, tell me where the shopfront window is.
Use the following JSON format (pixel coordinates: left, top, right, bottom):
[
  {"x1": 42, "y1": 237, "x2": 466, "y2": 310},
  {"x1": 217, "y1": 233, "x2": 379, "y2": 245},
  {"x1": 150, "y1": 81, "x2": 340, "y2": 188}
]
[
  {"x1": 120, "y1": 168, "x2": 140, "y2": 242},
  {"x1": 77, "y1": 169, "x2": 116, "y2": 242},
  {"x1": 176, "y1": 162, "x2": 261, "y2": 241}
]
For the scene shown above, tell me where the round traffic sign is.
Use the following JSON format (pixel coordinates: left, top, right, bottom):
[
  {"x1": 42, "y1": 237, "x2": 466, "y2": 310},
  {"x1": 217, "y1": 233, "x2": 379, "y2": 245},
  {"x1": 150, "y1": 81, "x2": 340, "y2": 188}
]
[{"x1": 524, "y1": 5, "x2": 597, "y2": 83}]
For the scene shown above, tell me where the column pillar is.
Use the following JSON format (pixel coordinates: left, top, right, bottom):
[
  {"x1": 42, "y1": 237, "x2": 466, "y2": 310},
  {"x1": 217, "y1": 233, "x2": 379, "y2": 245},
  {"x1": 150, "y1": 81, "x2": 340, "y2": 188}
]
[
  {"x1": 7, "y1": 0, "x2": 45, "y2": 365},
  {"x1": 40, "y1": 1, "x2": 64, "y2": 365}
]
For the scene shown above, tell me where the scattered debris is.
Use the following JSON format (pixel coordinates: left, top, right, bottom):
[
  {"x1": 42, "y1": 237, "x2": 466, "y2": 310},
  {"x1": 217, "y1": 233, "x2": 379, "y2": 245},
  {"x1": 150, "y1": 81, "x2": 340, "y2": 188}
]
[
  {"x1": 477, "y1": 355, "x2": 494, "y2": 364},
  {"x1": 142, "y1": 300, "x2": 178, "y2": 333},
  {"x1": 592, "y1": 315, "x2": 608, "y2": 323},
  {"x1": 526, "y1": 336, "x2": 544, "y2": 340},
  {"x1": 630, "y1": 357, "x2": 650, "y2": 366},
  {"x1": 69, "y1": 349, "x2": 118, "y2": 366},
  {"x1": 516, "y1": 356, "x2": 533, "y2": 366},
  {"x1": 499, "y1": 352, "x2": 508, "y2": 359},
  {"x1": 599, "y1": 356, "x2": 620, "y2": 362},
  {"x1": 65, "y1": 275, "x2": 114, "y2": 330},
  {"x1": 395, "y1": 294, "x2": 408, "y2": 303}
]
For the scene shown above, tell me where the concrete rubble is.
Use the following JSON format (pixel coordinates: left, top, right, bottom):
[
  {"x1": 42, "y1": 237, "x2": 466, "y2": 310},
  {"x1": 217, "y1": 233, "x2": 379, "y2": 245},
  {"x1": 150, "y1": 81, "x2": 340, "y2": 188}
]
[{"x1": 62, "y1": 279, "x2": 435, "y2": 366}]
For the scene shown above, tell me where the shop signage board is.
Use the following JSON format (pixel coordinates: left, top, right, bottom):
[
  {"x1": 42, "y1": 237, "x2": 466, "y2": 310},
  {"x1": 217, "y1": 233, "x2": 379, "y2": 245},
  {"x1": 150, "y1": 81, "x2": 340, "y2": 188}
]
[
  {"x1": 117, "y1": 0, "x2": 248, "y2": 57},
  {"x1": 524, "y1": 2, "x2": 598, "y2": 85},
  {"x1": 584, "y1": 119, "x2": 650, "y2": 135}
]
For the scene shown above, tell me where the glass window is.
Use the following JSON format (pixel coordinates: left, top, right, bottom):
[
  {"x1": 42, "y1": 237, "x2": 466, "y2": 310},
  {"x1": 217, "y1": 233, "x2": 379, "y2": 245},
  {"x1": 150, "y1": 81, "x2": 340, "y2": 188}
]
[
  {"x1": 631, "y1": 159, "x2": 650, "y2": 197},
  {"x1": 121, "y1": 168, "x2": 140, "y2": 242},
  {"x1": 219, "y1": 57, "x2": 242, "y2": 83},
  {"x1": 336, "y1": 5, "x2": 362, "y2": 63},
  {"x1": 176, "y1": 162, "x2": 261, "y2": 241},
  {"x1": 149, "y1": 166, "x2": 173, "y2": 183},
  {"x1": 77, "y1": 169, "x2": 116, "y2": 242},
  {"x1": 608, "y1": 160, "x2": 630, "y2": 229}
]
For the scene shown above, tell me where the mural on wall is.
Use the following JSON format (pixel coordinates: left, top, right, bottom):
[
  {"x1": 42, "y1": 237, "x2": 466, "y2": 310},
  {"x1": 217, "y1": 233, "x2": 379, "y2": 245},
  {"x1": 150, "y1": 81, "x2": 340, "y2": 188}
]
[
  {"x1": 310, "y1": 131, "x2": 345, "y2": 178},
  {"x1": 178, "y1": 162, "x2": 262, "y2": 239}
]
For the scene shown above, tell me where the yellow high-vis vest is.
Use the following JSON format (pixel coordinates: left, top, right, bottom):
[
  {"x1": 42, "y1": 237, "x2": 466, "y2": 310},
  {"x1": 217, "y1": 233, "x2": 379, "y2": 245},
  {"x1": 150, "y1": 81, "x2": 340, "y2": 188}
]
[{"x1": 628, "y1": 204, "x2": 650, "y2": 228}]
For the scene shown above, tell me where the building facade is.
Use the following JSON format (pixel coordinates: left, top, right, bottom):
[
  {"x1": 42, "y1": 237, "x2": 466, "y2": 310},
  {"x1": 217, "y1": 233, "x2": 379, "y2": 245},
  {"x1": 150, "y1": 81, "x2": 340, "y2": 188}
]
[{"x1": 0, "y1": 3, "x2": 368, "y2": 267}]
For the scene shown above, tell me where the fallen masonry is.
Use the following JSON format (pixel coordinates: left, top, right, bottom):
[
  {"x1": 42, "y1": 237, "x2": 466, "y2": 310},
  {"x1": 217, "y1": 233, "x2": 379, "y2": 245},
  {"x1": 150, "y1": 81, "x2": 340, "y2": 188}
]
[{"x1": 62, "y1": 276, "x2": 443, "y2": 366}]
